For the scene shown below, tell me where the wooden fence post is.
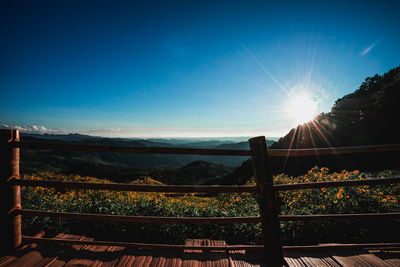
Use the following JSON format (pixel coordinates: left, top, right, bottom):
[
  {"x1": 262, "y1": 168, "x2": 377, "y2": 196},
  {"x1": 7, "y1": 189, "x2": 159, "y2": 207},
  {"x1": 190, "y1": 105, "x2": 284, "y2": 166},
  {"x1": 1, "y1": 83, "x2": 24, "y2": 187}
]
[
  {"x1": 0, "y1": 129, "x2": 21, "y2": 251},
  {"x1": 249, "y1": 136, "x2": 284, "y2": 266}
]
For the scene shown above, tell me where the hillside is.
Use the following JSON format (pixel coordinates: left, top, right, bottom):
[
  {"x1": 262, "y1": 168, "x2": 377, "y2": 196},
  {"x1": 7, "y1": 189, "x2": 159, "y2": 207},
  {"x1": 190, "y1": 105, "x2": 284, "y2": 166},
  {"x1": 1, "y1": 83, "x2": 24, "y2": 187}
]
[
  {"x1": 20, "y1": 134, "x2": 276, "y2": 184},
  {"x1": 224, "y1": 66, "x2": 400, "y2": 181},
  {"x1": 270, "y1": 66, "x2": 400, "y2": 175},
  {"x1": 273, "y1": 65, "x2": 400, "y2": 149}
]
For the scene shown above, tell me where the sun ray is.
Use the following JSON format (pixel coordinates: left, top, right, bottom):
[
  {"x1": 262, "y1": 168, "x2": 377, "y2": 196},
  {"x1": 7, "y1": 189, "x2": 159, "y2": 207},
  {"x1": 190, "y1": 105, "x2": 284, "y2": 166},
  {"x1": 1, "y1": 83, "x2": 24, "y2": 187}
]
[{"x1": 241, "y1": 43, "x2": 293, "y2": 98}]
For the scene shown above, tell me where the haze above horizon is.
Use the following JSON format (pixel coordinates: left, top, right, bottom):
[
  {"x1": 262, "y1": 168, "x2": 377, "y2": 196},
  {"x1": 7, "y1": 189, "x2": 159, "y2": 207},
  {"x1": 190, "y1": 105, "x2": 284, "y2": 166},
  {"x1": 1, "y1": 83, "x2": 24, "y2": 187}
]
[{"x1": 1, "y1": 0, "x2": 400, "y2": 138}]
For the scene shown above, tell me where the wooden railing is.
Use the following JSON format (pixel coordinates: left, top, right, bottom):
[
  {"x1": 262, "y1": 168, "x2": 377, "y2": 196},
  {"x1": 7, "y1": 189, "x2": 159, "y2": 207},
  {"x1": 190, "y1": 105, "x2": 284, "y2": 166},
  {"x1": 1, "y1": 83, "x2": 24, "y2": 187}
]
[{"x1": 1, "y1": 129, "x2": 400, "y2": 266}]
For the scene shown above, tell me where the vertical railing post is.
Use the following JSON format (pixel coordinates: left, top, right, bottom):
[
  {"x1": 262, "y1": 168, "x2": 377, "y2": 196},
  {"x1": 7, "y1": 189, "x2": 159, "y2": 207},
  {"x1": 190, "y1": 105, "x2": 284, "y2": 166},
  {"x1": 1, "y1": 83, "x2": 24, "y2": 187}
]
[
  {"x1": 249, "y1": 136, "x2": 284, "y2": 266},
  {"x1": 0, "y1": 129, "x2": 21, "y2": 251}
]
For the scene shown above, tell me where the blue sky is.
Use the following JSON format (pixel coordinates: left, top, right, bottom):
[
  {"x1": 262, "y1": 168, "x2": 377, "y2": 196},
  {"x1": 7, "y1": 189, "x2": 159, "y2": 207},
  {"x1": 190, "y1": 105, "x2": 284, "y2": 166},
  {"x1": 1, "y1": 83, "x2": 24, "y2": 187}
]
[{"x1": 1, "y1": 0, "x2": 399, "y2": 138}]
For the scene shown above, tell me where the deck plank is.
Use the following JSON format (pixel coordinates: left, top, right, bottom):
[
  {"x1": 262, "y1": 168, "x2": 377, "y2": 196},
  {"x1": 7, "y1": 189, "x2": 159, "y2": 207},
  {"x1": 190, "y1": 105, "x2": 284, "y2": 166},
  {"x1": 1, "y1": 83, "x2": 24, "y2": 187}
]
[
  {"x1": 3, "y1": 234, "x2": 400, "y2": 267},
  {"x1": 147, "y1": 250, "x2": 167, "y2": 267},
  {"x1": 182, "y1": 239, "x2": 230, "y2": 267},
  {"x1": 328, "y1": 248, "x2": 392, "y2": 266},
  {"x1": 4, "y1": 233, "x2": 81, "y2": 267},
  {"x1": 114, "y1": 248, "x2": 136, "y2": 267},
  {"x1": 228, "y1": 244, "x2": 263, "y2": 267},
  {"x1": 284, "y1": 251, "x2": 307, "y2": 267},
  {"x1": 183, "y1": 239, "x2": 207, "y2": 267},
  {"x1": 127, "y1": 251, "x2": 153, "y2": 267},
  {"x1": 45, "y1": 234, "x2": 94, "y2": 267},
  {"x1": 368, "y1": 248, "x2": 400, "y2": 267},
  {"x1": 0, "y1": 241, "x2": 40, "y2": 266},
  {"x1": 284, "y1": 250, "x2": 340, "y2": 267},
  {"x1": 208, "y1": 240, "x2": 230, "y2": 267},
  {"x1": 163, "y1": 250, "x2": 183, "y2": 267}
]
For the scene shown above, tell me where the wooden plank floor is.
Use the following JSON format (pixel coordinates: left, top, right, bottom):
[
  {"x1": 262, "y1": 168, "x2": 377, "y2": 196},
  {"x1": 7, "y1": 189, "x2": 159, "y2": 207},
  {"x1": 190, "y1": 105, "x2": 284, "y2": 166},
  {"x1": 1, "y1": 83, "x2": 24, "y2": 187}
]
[{"x1": 1, "y1": 234, "x2": 399, "y2": 266}]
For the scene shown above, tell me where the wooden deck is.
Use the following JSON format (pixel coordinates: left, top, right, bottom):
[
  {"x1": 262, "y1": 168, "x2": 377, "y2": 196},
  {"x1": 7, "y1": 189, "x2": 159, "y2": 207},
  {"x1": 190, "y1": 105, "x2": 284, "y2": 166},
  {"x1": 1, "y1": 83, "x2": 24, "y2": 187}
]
[{"x1": 1, "y1": 234, "x2": 399, "y2": 266}]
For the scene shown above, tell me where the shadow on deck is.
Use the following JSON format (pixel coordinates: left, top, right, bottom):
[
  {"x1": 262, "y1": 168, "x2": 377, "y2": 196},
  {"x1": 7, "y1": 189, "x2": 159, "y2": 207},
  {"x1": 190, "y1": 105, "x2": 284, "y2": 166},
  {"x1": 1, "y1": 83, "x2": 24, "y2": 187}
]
[{"x1": 1, "y1": 234, "x2": 399, "y2": 266}]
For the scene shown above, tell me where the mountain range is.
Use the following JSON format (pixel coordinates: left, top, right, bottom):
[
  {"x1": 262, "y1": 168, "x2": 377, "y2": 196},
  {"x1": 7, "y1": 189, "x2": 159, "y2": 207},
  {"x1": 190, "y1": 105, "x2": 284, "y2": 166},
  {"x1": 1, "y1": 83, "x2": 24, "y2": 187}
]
[{"x1": 19, "y1": 133, "x2": 275, "y2": 184}]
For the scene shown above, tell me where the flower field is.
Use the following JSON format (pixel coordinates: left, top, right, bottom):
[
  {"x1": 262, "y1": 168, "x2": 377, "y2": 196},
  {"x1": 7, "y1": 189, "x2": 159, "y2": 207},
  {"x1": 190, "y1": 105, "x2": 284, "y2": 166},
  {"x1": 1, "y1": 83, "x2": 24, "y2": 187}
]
[{"x1": 21, "y1": 167, "x2": 399, "y2": 245}]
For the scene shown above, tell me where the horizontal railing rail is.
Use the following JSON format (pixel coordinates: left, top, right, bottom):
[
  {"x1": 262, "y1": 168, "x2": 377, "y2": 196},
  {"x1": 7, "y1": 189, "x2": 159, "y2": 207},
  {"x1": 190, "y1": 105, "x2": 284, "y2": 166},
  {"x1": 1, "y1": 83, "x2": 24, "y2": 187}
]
[
  {"x1": 16, "y1": 209, "x2": 400, "y2": 223},
  {"x1": 269, "y1": 144, "x2": 400, "y2": 157},
  {"x1": 16, "y1": 141, "x2": 252, "y2": 156},
  {"x1": 274, "y1": 177, "x2": 400, "y2": 191},
  {"x1": 17, "y1": 209, "x2": 261, "y2": 224},
  {"x1": 21, "y1": 236, "x2": 400, "y2": 251},
  {"x1": 11, "y1": 178, "x2": 259, "y2": 193},
  {"x1": 12, "y1": 176, "x2": 400, "y2": 192},
  {"x1": 14, "y1": 141, "x2": 400, "y2": 157},
  {"x1": 279, "y1": 213, "x2": 400, "y2": 221}
]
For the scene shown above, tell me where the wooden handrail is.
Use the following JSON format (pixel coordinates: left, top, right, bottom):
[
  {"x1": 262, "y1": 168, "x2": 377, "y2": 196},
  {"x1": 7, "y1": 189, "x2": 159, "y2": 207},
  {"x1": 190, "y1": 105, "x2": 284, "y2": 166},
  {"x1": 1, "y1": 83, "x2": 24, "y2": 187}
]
[
  {"x1": 22, "y1": 236, "x2": 264, "y2": 251},
  {"x1": 21, "y1": 236, "x2": 400, "y2": 251},
  {"x1": 269, "y1": 144, "x2": 400, "y2": 157},
  {"x1": 282, "y1": 243, "x2": 400, "y2": 251},
  {"x1": 279, "y1": 213, "x2": 400, "y2": 221},
  {"x1": 274, "y1": 177, "x2": 400, "y2": 191},
  {"x1": 14, "y1": 141, "x2": 400, "y2": 157},
  {"x1": 18, "y1": 209, "x2": 400, "y2": 223},
  {"x1": 10, "y1": 177, "x2": 399, "y2": 193},
  {"x1": 18, "y1": 209, "x2": 262, "y2": 224},
  {"x1": 16, "y1": 141, "x2": 252, "y2": 156},
  {"x1": 11, "y1": 178, "x2": 259, "y2": 193}
]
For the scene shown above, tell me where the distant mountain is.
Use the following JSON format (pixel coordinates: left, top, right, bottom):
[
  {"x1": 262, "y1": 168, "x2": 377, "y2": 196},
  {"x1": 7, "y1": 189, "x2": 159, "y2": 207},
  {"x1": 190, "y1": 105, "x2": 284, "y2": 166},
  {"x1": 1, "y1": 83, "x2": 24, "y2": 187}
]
[
  {"x1": 18, "y1": 134, "x2": 278, "y2": 184},
  {"x1": 19, "y1": 134, "x2": 277, "y2": 170},
  {"x1": 213, "y1": 139, "x2": 274, "y2": 150},
  {"x1": 21, "y1": 145, "x2": 234, "y2": 184},
  {"x1": 214, "y1": 141, "x2": 249, "y2": 150},
  {"x1": 147, "y1": 137, "x2": 255, "y2": 145}
]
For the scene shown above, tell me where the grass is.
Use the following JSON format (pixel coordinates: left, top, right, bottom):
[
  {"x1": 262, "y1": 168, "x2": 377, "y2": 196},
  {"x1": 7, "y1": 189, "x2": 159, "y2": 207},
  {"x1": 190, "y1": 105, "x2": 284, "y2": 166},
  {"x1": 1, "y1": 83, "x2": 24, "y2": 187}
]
[{"x1": 20, "y1": 167, "x2": 399, "y2": 245}]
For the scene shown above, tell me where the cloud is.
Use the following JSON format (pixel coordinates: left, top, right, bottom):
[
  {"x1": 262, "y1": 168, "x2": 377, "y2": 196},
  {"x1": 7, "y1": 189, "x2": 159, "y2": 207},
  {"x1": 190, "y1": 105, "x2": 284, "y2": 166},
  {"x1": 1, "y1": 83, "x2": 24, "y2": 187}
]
[
  {"x1": 0, "y1": 123, "x2": 286, "y2": 138},
  {"x1": 0, "y1": 124, "x2": 72, "y2": 135},
  {"x1": 360, "y1": 39, "x2": 382, "y2": 56}
]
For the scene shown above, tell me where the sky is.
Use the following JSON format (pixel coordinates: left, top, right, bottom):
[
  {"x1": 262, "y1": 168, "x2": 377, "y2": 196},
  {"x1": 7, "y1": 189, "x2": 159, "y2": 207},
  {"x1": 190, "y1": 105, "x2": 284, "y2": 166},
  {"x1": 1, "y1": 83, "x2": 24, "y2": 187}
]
[{"x1": 1, "y1": 0, "x2": 400, "y2": 138}]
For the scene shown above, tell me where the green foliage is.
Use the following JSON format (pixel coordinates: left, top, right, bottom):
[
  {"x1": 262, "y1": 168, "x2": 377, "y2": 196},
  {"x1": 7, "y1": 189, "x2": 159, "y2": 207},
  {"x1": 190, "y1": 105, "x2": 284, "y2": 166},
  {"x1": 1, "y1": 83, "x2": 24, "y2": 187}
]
[{"x1": 21, "y1": 168, "x2": 399, "y2": 245}]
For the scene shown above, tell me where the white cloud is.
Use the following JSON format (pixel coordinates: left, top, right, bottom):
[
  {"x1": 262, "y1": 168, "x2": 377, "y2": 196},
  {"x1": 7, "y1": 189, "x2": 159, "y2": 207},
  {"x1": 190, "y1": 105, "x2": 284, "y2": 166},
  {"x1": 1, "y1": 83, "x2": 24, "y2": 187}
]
[
  {"x1": 360, "y1": 39, "x2": 382, "y2": 56},
  {"x1": 0, "y1": 123, "x2": 286, "y2": 138},
  {"x1": 0, "y1": 124, "x2": 72, "y2": 135}
]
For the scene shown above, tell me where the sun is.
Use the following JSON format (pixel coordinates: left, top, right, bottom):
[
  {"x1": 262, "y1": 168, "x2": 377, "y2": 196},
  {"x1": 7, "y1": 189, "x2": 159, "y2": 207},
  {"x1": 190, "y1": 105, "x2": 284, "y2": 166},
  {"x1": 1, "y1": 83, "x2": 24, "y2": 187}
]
[{"x1": 285, "y1": 93, "x2": 318, "y2": 125}]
